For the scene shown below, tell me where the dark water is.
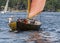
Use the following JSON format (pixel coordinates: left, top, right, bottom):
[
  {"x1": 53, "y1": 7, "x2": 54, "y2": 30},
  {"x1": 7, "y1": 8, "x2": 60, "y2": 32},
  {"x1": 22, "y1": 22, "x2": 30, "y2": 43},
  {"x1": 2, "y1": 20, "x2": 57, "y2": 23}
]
[{"x1": 0, "y1": 12, "x2": 60, "y2": 43}]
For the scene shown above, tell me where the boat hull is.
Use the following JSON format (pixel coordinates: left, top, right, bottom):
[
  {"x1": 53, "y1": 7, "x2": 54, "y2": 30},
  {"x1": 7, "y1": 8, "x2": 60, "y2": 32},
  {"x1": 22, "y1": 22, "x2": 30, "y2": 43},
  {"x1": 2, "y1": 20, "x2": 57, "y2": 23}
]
[
  {"x1": 17, "y1": 21, "x2": 41, "y2": 31},
  {"x1": 9, "y1": 21, "x2": 41, "y2": 32}
]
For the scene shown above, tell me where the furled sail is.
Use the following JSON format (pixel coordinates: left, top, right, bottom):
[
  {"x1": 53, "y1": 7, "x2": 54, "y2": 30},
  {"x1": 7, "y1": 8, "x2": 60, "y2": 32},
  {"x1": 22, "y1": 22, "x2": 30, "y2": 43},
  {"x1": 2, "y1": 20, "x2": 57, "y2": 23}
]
[{"x1": 28, "y1": 0, "x2": 46, "y2": 19}]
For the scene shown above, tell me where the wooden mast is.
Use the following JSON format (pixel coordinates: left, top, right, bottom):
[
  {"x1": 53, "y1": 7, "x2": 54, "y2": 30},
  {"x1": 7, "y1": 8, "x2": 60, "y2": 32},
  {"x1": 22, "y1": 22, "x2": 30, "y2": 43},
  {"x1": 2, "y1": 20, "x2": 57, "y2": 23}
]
[{"x1": 27, "y1": 0, "x2": 31, "y2": 19}]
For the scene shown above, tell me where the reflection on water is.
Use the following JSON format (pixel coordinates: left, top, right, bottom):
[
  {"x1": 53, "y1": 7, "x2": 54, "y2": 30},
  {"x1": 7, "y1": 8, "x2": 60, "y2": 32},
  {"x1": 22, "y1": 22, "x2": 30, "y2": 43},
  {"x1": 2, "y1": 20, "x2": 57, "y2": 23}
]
[
  {"x1": 0, "y1": 12, "x2": 60, "y2": 43},
  {"x1": 25, "y1": 31, "x2": 52, "y2": 43}
]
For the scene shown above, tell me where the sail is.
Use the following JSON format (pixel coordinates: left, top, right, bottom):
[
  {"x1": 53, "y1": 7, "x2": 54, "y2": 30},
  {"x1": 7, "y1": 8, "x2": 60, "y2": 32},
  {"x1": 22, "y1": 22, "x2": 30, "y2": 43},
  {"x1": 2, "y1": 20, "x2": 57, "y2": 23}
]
[
  {"x1": 4, "y1": 0, "x2": 9, "y2": 12},
  {"x1": 28, "y1": 0, "x2": 46, "y2": 19}
]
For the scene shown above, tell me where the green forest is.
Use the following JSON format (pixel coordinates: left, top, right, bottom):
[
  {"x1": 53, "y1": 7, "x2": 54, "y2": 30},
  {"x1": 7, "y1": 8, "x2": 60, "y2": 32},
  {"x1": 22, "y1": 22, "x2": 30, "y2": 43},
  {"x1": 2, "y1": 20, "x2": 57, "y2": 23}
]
[{"x1": 0, "y1": 0, "x2": 60, "y2": 12}]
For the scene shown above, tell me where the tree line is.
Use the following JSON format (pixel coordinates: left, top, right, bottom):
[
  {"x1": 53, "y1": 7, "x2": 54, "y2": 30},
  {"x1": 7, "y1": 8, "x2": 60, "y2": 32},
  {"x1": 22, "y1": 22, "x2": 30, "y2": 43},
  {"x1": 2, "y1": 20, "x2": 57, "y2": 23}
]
[{"x1": 0, "y1": 0, "x2": 60, "y2": 12}]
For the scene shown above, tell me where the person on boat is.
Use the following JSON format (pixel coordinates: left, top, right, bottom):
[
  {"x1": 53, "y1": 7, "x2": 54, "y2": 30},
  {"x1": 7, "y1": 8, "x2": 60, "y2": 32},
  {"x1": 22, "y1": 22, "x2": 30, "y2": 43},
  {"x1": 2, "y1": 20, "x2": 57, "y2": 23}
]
[
  {"x1": 30, "y1": 19, "x2": 35, "y2": 24},
  {"x1": 27, "y1": 19, "x2": 31, "y2": 24},
  {"x1": 23, "y1": 19, "x2": 28, "y2": 24}
]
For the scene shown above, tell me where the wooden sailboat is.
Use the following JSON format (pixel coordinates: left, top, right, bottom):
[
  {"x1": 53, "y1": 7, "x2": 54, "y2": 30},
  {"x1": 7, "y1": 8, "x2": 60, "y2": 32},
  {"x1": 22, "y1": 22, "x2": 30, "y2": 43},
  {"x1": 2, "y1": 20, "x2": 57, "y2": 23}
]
[{"x1": 9, "y1": 0, "x2": 46, "y2": 32}]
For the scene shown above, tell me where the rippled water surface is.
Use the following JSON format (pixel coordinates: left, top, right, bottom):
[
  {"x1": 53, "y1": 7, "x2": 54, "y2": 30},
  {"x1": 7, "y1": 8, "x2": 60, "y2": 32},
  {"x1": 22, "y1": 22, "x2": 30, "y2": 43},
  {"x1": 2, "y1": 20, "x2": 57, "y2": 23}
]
[{"x1": 0, "y1": 12, "x2": 60, "y2": 43}]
